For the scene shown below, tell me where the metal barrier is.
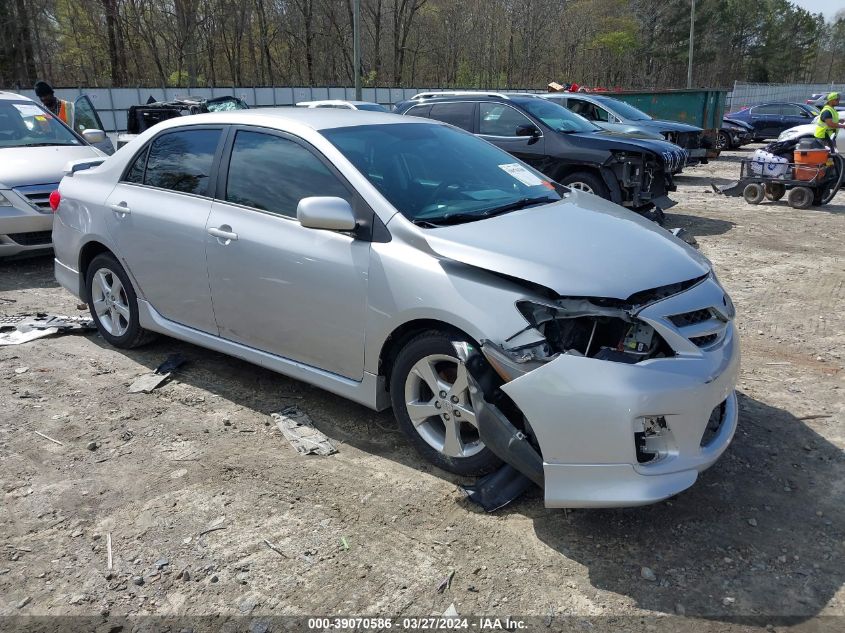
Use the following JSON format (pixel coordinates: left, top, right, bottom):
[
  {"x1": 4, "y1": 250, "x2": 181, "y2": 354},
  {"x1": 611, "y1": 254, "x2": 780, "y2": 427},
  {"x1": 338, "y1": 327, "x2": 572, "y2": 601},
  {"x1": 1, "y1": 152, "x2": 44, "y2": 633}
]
[
  {"x1": 727, "y1": 82, "x2": 845, "y2": 113},
  {"x1": 2, "y1": 85, "x2": 546, "y2": 132}
]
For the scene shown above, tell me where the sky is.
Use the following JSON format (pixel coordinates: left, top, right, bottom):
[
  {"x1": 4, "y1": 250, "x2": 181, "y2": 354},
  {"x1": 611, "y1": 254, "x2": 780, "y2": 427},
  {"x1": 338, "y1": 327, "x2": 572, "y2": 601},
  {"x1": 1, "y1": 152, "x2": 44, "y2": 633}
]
[{"x1": 792, "y1": 0, "x2": 845, "y2": 20}]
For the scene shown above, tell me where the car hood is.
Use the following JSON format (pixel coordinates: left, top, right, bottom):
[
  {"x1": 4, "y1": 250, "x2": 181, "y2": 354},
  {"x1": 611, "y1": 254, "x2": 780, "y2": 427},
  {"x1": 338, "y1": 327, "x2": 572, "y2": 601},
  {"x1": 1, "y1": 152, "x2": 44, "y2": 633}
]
[
  {"x1": 421, "y1": 190, "x2": 710, "y2": 300},
  {"x1": 594, "y1": 123, "x2": 664, "y2": 140},
  {"x1": 778, "y1": 123, "x2": 816, "y2": 140},
  {"x1": 723, "y1": 117, "x2": 753, "y2": 131},
  {"x1": 571, "y1": 130, "x2": 688, "y2": 171},
  {"x1": 610, "y1": 119, "x2": 702, "y2": 134},
  {"x1": 0, "y1": 145, "x2": 102, "y2": 188}
]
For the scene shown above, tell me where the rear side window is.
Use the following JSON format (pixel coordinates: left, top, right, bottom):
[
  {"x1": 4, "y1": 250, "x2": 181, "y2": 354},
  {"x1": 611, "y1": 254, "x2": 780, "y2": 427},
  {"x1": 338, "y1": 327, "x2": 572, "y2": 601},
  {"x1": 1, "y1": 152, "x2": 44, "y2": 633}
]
[
  {"x1": 225, "y1": 130, "x2": 350, "y2": 218},
  {"x1": 404, "y1": 104, "x2": 432, "y2": 118},
  {"x1": 124, "y1": 146, "x2": 149, "y2": 184},
  {"x1": 752, "y1": 105, "x2": 779, "y2": 115},
  {"x1": 144, "y1": 129, "x2": 221, "y2": 195},
  {"x1": 428, "y1": 102, "x2": 474, "y2": 131}
]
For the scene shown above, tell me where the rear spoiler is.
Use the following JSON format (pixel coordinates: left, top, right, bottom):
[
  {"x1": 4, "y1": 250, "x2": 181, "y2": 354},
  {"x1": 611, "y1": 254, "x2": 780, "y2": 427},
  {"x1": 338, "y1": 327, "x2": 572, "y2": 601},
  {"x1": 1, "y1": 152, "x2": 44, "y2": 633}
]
[{"x1": 64, "y1": 158, "x2": 106, "y2": 177}]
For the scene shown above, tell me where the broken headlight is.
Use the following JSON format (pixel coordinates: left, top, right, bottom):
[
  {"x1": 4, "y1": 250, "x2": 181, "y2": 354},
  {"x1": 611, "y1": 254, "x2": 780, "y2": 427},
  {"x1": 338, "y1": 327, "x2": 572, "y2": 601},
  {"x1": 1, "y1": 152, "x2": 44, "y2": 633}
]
[
  {"x1": 612, "y1": 151, "x2": 644, "y2": 187},
  {"x1": 515, "y1": 300, "x2": 671, "y2": 364}
]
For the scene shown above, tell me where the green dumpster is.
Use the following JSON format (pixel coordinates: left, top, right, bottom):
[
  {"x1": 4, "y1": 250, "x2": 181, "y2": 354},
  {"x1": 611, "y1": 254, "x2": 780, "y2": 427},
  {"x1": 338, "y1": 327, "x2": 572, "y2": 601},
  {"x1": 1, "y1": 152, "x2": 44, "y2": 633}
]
[{"x1": 605, "y1": 89, "x2": 727, "y2": 131}]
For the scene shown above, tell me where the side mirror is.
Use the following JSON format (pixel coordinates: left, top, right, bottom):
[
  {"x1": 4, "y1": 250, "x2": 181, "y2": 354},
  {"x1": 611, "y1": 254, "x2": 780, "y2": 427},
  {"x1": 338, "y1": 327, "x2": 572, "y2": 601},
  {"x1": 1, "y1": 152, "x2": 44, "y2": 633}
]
[
  {"x1": 515, "y1": 124, "x2": 541, "y2": 138},
  {"x1": 82, "y1": 129, "x2": 106, "y2": 144},
  {"x1": 297, "y1": 196, "x2": 357, "y2": 231}
]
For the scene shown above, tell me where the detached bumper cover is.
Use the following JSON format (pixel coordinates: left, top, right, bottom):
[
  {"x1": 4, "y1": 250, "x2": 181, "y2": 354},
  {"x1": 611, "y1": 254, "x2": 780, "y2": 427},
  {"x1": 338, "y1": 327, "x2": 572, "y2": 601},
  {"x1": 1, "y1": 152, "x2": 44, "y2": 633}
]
[{"x1": 500, "y1": 277, "x2": 740, "y2": 508}]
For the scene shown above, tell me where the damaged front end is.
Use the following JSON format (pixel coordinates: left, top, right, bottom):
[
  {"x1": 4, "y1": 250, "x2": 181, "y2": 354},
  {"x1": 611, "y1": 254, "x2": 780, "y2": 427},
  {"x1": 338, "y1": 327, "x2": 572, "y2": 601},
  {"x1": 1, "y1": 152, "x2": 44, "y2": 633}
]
[{"x1": 608, "y1": 151, "x2": 677, "y2": 212}]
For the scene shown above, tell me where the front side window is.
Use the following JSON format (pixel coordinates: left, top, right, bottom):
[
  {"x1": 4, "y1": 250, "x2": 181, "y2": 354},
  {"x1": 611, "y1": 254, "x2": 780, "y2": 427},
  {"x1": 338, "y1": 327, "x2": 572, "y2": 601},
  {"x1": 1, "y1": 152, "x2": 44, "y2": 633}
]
[
  {"x1": 428, "y1": 102, "x2": 475, "y2": 131},
  {"x1": 479, "y1": 103, "x2": 534, "y2": 136},
  {"x1": 0, "y1": 101, "x2": 81, "y2": 148},
  {"x1": 594, "y1": 98, "x2": 652, "y2": 121},
  {"x1": 225, "y1": 130, "x2": 350, "y2": 218},
  {"x1": 323, "y1": 123, "x2": 565, "y2": 226},
  {"x1": 144, "y1": 129, "x2": 221, "y2": 195},
  {"x1": 519, "y1": 98, "x2": 598, "y2": 132},
  {"x1": 74, "y1": 95, "x2": 103, "y2": 134}
]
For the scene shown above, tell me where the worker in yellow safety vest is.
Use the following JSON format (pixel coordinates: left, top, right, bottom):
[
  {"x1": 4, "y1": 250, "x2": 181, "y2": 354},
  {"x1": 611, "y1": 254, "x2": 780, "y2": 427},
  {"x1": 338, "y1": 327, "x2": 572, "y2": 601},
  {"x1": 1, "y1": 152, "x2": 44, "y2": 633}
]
[
  {"x1": 34, "y1": 80, "x2": 74, "y2": 126},
  {"x1": 814, "y1": 92, "x2": 845, "y2": 150}
]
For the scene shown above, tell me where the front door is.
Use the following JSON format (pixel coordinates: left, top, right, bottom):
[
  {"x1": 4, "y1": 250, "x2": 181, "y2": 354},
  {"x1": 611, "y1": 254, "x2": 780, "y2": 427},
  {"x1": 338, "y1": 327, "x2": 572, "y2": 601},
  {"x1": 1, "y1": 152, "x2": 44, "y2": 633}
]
[
  {"x1": 749, "y1": 105, "x2": 781, "y2": 138},
  {"x1": 73, "y1": 95, "x2": 114, "y2": 154},
  {"x1": 205, "y1": 128, "x2": 369, "y2": 380},
  {"x1": 104, "y1": 127, "x2": 224, "y2": 334},
  {"x1": 477, "y1": 102, "x2": 546, "y2": 169}
]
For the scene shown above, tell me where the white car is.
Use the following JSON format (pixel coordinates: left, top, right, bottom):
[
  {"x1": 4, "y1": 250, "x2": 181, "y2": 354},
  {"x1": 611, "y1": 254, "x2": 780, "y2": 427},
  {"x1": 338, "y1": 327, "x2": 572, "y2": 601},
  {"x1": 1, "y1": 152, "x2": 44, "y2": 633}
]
[
  {"x1": 0, "y1": 91, "x2": 107, "y2": 257},
  {"x1": 296, "y1": 99, "x2": 389, "y2": 112},
  {"x1": 778, "y1": 107, "x2": 845, "y2": 151}
]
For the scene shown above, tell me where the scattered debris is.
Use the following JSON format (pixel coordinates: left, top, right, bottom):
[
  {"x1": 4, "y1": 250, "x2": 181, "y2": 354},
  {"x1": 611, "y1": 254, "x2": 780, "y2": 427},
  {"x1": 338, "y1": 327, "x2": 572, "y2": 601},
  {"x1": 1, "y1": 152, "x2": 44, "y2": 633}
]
[
  {"x1": 799, "y1": 414, "x2": 833, "y2": 421},
  {"x1": 340, "y1": 536, "x2": 350, "y2": 550},
  {"x1": 128, "y1": 353, "x2": 187, "y2": 393},
  {"x1": 14, "y1": 366, "x2": 28, "y2": 374},
  {"x1": 155, "y1": 558, "x2": 169, "y2": 570},
  {"x1": 86, "y1": 441, "x2": 98, "y2": 451},
  {"x1": 748, "y1": 518, "x2": 758, "y2": 527},
  {"x1": 273, "y1": 406, "x2": 337, "y2": 456},
  {"x1": 16, "y1": 596, "x2": 31, "y2": 609},
  {"x1": 443, "y1": 603, "x2": 459, "y2": 617},
  {"x1": 640, "y1": 567, "x2": 657, "y2": 582},
  {"x1": 106, "y1": 533, "x2": 113, "y2": 570},
  {"x1": 669, "y1": 227, "x2": 698, "y2": 247},
  {"x1": 34, "y1": 431, "x2": 64, "y2": 446},
  {"x1": 181, "y1": 569, "x2": 191, "y2": 581},
  {"x1": 437, "y1": 570, "x2": 455, "y2": 593},
  {"x1": 132, "y1": 576, "x2": 144, "y2": 586},
  {"x1": 263, "y1": 538, "x2": 289, "y2": 558},
  {"x1": 199, "y1": 524, "x2": 228, "y2": 538},
  {"x1": 723, "y1": 596, "x2": 736, "y2": 606},
  {"x1": 0, "y1": 314, "x2": 95, "y2": 346}
]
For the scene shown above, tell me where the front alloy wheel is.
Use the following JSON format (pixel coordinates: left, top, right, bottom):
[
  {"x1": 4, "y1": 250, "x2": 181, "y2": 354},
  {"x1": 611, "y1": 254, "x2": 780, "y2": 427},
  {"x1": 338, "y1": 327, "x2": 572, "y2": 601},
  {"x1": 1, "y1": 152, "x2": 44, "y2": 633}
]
[{"x1": 390, "y1": 332, "x2": 501, "y2": 476}]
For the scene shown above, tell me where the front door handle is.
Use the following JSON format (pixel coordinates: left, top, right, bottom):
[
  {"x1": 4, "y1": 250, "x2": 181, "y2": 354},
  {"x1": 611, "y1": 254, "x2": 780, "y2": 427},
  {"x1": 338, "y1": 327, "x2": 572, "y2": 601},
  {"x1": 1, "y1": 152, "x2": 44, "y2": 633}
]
[
  {"x1": 208, "y1": 226, "x2": 238, "y2": 242},
  {"x1": 110, "y1": 202, "x2": 131, "y2": 215}
]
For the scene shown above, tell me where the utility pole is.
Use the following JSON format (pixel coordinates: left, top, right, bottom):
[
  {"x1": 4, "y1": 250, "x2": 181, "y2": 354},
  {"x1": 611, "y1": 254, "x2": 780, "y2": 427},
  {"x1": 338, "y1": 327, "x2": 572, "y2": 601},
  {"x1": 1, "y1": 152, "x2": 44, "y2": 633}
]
[
  {"x1": 353, "y1": 0, "x2": 362, "y2": 100},
  {"x1": 687, "y1": 0, "x2": 696, "y2": 89}
]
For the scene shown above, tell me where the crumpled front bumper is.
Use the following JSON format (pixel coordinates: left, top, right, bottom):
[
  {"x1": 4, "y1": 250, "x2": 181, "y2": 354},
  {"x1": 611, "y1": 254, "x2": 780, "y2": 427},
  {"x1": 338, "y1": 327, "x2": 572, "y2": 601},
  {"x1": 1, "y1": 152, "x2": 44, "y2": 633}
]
[{"x1": 498, "y1": 280, "x2": 740, "y2": 508}]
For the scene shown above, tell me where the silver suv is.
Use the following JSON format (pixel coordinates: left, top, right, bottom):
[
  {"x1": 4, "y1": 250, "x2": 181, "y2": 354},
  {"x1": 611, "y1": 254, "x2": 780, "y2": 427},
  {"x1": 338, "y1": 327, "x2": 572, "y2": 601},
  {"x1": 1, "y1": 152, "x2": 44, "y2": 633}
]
[
  {"x1": 0, "y1": 91, "x2": 107, "y2": 257},
  {"x1": 52, "y1": 109, "x2": 739, "y2": 508}
]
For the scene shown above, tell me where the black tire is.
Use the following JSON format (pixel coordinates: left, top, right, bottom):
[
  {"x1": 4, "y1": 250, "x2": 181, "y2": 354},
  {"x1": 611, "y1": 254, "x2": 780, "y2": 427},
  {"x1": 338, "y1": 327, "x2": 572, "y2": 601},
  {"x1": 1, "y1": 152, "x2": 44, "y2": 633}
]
[
  {"x1": 765, "y1": 183, "x2": 785, "y2": 201},
  {"x1": 85, "y1": 253, "x2": 155, "y2": 349},
  {"x1": 559, "y1": 171, "x2": 610, "y2": 199},
  {"x1": 743, "y1": 183, "x2": 765, "y2": 205},
  {"x1": 390, "y1": 331, "x2": 501, "y2": 477},
  {"x1": 715, "y1": 131, "x2": 731, "y2": 151},
  {"x1": 787, "y1": 186, "x2": 813, "y2": 210}
]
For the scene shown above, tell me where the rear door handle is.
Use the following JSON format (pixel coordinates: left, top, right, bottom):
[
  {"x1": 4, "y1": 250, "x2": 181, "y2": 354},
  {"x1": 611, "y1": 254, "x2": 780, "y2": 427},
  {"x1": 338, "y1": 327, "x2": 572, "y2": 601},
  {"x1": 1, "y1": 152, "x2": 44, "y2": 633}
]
[
  {"x1": 110, "y1": 202, "x2": 131, "y2": 215},
  {"x1": 208, "y1": 226, "x2": 238, "y2": 242}
]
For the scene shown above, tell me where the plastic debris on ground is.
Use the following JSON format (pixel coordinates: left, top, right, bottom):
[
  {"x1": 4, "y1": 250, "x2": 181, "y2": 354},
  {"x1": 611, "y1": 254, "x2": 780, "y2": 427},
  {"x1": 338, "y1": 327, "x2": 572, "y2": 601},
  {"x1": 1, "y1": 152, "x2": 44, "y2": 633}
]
[
  {"x1": 461, "y1": 464, "x2": 534, "y2": 512},
  {"x1": 127, "y1": 353, "x2": 187, "y2": 394},
  {"x1": 0, "y1": 313, "x2": 96, "y2": 346},
  {"x1": 272, "y1": 406, "x2": 337, "y2": 456}
]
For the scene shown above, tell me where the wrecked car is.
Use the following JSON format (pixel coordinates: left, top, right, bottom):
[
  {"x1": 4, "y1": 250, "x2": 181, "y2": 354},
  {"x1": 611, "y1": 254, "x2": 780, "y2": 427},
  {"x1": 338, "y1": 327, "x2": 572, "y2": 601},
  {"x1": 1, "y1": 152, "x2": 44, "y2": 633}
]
[
  {"x1": 52, "y1": 110, "x2": 739, "y2": 508},
  {"x1": 539, "y1": 92, "x2": 710, "y2": 165},
  {"x1": 116, "y1": 95, "x2": 248, "y2": 149},
  {"x1": 393, "y1": 92, "x2": 687, "y2": 223}
]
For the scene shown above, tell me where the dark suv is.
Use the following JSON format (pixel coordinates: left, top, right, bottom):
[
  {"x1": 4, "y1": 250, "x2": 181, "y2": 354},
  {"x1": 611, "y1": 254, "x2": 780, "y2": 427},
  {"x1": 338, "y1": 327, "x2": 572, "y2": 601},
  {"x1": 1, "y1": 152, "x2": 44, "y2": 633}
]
[{"x1": 393, "y1": 92, "x2": 688, "y2": 218}]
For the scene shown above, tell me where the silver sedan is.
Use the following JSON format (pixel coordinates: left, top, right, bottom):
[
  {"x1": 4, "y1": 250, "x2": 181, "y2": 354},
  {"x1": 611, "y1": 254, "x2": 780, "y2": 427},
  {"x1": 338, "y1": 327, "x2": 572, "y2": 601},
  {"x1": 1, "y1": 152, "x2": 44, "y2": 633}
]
[{"x1": 52, "y1": 109, "x2": 739, "y2": 508}]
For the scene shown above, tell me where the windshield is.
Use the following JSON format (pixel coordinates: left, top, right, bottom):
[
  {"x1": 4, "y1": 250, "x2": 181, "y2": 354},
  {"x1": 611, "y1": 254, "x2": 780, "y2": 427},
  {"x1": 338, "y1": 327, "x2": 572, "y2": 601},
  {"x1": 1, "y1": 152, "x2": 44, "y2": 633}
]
[
  {"x1": 519, "y1": 99, "x2": 598, "y2": 133},
  {"x1": 322, "y1": 123, "x2": 566, "y2": 225},
  {"x1": 0, "y1": 101, "x2": 82, "y2": 148},
  {"x1": 355, "y1": 103, "x2": 389, "y2": 112},
  {"x1": 595, "y1": 97, "x2": 652, "y2": 121},
  {"x1": 205, "y1": 97, "x2": 248, "y2": 112}
]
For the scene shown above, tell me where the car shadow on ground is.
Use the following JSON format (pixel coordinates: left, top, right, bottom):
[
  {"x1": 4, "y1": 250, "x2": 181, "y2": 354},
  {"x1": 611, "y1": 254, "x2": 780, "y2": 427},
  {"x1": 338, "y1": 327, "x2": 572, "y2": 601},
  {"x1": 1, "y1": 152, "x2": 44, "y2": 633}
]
[
  {"x1": 0, "y1": 254, "x2": 58, "y2": 293},
  {"x1": 675, "y1": 172, "x2": 739, "y2": 187},
  {"x1": 94, "y1": 333, "x2": 843, "y2": 624},
  {"x1": 665, "y1": 212, "x2": 735, "y2": 238}
]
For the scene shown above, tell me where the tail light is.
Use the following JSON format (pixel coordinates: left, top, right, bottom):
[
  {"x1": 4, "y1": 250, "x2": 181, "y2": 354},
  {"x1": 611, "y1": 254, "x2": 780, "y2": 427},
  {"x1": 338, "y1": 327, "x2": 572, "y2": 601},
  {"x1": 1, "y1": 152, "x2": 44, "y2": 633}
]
[{"x1": 49, "y1": 190, "x2": 61, "y2": 212}]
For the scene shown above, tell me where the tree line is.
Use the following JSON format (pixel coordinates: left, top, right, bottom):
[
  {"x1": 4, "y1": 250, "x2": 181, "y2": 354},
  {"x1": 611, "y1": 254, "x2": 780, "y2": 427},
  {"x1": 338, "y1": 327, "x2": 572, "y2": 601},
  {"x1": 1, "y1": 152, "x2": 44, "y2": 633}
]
[{"x1": 2, "y1": 0, "x2": 844, "y2": 91}]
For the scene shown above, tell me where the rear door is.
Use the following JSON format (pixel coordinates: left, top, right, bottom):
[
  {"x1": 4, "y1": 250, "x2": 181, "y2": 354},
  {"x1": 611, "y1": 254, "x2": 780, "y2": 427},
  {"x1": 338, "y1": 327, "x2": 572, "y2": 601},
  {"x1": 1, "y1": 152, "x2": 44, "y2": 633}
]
[
  {"x1": 749, "y1": 105, "x2": 780, "y2": 138},
  {"x1": 426, "y1": 102, "x2": 476, "y2": 132},
  {"x1": 73, "y1": 95, "x2": 114, "y2": 154},
  {"x1": 104, "y1": 126, "x2": 225, "y2": 334},
  {"x1": 477, "y1": 102, "x2": 546, "y2": 168},
  {"x1": 205, "y1": 127, "x2": 370, "y2": 380}
]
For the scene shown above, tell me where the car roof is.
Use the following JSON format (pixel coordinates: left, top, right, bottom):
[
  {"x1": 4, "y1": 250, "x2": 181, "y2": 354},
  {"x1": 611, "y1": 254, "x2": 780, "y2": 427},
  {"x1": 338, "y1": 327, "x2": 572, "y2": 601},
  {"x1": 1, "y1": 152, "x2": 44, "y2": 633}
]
[
  {"x1": 403, "y1": 93, "x2": 542, "y2": 106},
  {"x1": 145, "y1": 107, "x2": 430, "y2": 131},
  {"x1": 0, "y1": 91, "x2": 34, "y2": 102},
  {"x1": 297, "y1": 100, "x2": 381, "y2": 107}
]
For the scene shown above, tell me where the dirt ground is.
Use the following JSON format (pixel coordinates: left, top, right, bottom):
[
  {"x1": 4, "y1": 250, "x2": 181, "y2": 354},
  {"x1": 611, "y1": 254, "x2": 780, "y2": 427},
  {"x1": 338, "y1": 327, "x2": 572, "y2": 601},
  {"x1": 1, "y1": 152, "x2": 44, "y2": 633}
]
[{"x1": 1, "y1": 146, "x2": 843, "y2": 632}]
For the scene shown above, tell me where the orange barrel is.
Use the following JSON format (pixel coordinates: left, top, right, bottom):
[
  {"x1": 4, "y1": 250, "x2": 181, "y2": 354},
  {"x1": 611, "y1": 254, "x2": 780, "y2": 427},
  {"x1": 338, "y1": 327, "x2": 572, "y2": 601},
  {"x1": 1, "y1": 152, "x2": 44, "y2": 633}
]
[{"x1": 793, "y1": 147, "x2": 829, "y2": 181}]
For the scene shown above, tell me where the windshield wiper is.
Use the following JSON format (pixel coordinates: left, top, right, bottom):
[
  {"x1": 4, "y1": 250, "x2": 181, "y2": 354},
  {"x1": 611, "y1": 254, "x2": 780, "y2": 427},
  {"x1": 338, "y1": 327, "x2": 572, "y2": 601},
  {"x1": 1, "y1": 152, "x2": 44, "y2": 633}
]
[
  {"x1": 18, "y1": 142, "x2": 75, "y2": 147},
  {"x1": 422, "y1": 196, "x2": 559, "y2": 226}
]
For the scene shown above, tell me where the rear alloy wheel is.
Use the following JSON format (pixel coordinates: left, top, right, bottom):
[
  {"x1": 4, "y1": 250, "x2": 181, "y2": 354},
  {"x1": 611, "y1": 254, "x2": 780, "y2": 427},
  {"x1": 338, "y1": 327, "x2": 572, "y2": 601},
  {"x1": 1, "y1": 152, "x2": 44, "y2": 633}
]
[
  {"x1": 390, "y1": 332, "x2": 501, "y2": 476},
  {"x1": 86, "y1": 253, "x2": 154, "y2": 349},
  {"x1": 559, "y1": 171, "x2": 609, "y2": 199},
  {"x1": 787, "y1": 186, "x2": 813, "y2": 209},
  {"x1": 715, "y1": 131, "x2": 731, "y2": 151}
]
